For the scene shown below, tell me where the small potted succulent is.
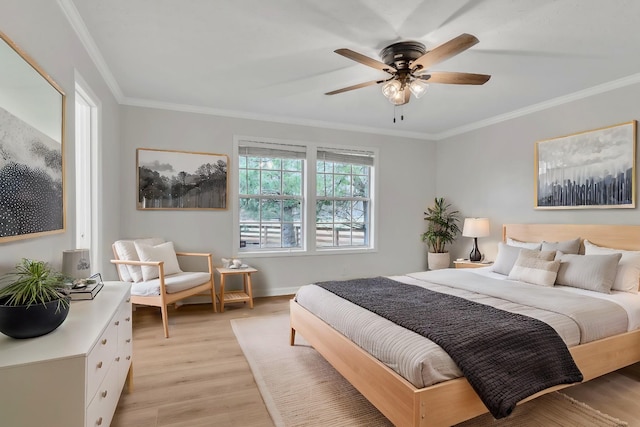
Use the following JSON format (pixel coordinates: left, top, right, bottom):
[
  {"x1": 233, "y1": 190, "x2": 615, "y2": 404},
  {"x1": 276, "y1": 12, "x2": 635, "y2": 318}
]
[
  {"x1": 421, "y1": 197, "x2": 461, "y2": 270},
  {"x1": 0, "y1": 258, "x2": 70, "y2": 339}
]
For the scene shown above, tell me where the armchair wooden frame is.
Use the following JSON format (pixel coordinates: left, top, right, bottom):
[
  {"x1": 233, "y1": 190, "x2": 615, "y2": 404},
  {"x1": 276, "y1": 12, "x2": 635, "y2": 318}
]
[{"x1": 111, "y1": 247, "x2": 217, "y2": 338}]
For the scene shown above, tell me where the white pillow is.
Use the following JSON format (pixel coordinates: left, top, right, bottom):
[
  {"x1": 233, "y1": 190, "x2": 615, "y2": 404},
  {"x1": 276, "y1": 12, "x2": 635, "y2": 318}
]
[
  {"x1": 555, "y1": 252, "x2": 622, "y2": 294},
  {"x1": 584, "y1": 240, "x2": 640, "y2": 293},
  {"x1": 114, "y1": 238, "x2": 164, "y2": 282},
  {"x1": 506, "y1": 237, "x2": 542, "y2": 250},
  {"x1": 492, "y1": 243, "x2": 553, "y2": 275},
  {"x1": 508, "y1": 250, "x2": 560, "y2": 287},
  {"x1": 541, "y1": 238, "x2": 581, "y2": 255},
  {"x1": 134, "y1": 241, "x2": 183, "y2": 281}
]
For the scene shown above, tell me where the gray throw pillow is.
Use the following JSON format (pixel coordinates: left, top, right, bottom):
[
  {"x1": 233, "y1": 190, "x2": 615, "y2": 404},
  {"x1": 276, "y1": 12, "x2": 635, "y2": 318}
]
[
  {"x1": 541, "y1": 237, "x2": 581, "y2": 254},
  {"x1": 555, "y1": 253, "x2": 622, "y2": 293},
  {"x1": 492, "y1": 244, "x2": 555, "y2": 276}
]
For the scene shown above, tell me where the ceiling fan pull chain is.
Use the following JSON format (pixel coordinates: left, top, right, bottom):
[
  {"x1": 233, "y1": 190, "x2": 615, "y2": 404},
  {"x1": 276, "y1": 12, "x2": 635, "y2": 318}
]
[{"x1": 393, "y1": 106, "x2": 396, "y2": 123}]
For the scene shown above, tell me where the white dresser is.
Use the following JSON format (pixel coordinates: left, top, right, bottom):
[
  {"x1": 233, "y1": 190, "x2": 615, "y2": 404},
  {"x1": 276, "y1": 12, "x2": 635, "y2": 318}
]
[{"x1": 0, "y1": 282, "x2": 132, "y2": 427}]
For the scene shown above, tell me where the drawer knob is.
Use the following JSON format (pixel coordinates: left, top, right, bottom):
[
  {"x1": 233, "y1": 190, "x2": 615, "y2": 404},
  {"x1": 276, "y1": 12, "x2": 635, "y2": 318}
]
[
  {"x1": 125, "y1": 317, "x2": 131, "y2": 322},
  {"x1": 101, "y1": 390, "x2": 108, "y2": 398},
  {"x1": 96, "y1": 417, "x2": 103, "y2": 426},
  {"x1": 126, "y1": 356, "x2": 131, "y2": 361},
  {"x1": 126, "y1": 338, "x2": 131, "y2": 343},
  {"x1": 101, "y1": 338, "x2": 107, "y2": 345},
  {"x1": 97, "y1": 361, "x2": 103, "y2": 369},
  {"x1": 126, "y1": 298, "x2": 131, "y2": 302},
  {"x1": 115, "y1": 356, "x2": 120, "y2": 362},
  {"x1": 115, "y1": 320, "x2": 120, "y2": 326}
]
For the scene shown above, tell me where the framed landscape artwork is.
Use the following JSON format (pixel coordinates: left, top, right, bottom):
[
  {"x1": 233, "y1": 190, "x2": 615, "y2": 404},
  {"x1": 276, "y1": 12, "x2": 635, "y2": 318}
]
[
  {"x1": 0, "y1": 31, "x2": 66, "y2": 242},
  {"x1": 535, "y1": 120, "x2": 636, "y2": 209},
  {"x1": 137, "y1": 148, "x2": 228, "y2": 210}
]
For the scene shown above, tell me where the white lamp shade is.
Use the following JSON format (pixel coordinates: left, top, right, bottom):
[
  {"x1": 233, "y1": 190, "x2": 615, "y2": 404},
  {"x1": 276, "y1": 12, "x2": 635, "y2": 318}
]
[
  {"x1": 62, "y1": 249, "x2": 91, "y2": 279},
  {"x1": 462, "y1": 218, "x2": 490, "y2": 238}
]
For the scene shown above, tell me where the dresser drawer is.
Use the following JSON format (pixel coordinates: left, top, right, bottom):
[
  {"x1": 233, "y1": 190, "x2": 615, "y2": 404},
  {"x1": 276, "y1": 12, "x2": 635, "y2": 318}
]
[
  {"x1": 86, "y1": 319, "x2": 117, "y2": 401},
  {"x1": 86, "y1": 362, "x2": 119, "y2": 427}
]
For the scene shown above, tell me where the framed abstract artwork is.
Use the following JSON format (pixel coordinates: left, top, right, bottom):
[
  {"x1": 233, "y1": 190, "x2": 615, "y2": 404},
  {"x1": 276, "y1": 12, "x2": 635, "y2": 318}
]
[
  {"x1": 137, "y1": 148, "x2": 228, "y2": 210},
  {"x1": 0, "y1": 31, "x2": 66, "y2": 242},
  {"x1": 535, "y1": 121, "x2": 636, "y2": 209}
]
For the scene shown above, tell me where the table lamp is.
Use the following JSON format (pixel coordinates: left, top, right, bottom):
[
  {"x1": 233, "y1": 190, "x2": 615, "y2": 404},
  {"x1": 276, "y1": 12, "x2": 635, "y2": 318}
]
[{"x1": 462, "y1": 218, "x2": 490, "y2": 262}]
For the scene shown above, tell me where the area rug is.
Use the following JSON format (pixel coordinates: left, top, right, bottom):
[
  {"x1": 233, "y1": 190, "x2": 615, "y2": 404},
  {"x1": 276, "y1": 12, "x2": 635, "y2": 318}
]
[{"x1": 231, "y1": 313, "x2": 627, "y2": 427}]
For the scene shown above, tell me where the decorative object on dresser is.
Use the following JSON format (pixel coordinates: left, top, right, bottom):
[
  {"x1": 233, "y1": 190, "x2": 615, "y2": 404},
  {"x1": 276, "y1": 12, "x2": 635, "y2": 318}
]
[
  {"x1": 62, "y1": 248, "x2": 91, "y2": 279},
  {"x1": 0, "y1": 283, "x2": 133, "y2": 427},
  {"x1": 111, "y1": 238, "x2": 217, "y2": 337},
  {"x1": 0, "y1": 258, "x2": 70, "y2": 339},
  {"x1": 535, "y1": 120, "x2": 636, "y2": 209},
  {"x1": 0, "y1": 31, "x2": 65, "y2": 243},
  {"x1": 421, "y1": 197, "x2": 461, "y2": 270},
  {"x1": 68, "y1": 273, "x2": 104, "y2": 301},
  {"x1": 462, "y1": 217, "x2": 490, "y2": 262}
]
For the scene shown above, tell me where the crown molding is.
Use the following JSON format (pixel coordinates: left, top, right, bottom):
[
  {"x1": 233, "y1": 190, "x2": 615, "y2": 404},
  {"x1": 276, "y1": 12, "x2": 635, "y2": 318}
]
[
  {"x1": 57, "y1": 0, "x2": 124, "y2": 102},
  {"x1": 121, "y1": 96, "x2": 434, "y2": 141},
  {"x1": 434, "y1": 72, "x2": 640, "y2": 140}
]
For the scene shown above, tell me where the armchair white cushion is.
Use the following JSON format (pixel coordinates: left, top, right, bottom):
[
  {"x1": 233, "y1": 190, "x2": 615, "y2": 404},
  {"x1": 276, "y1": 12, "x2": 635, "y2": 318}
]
[
  {"x1": 134, "y1": 241, "x2": 182, "y2": 281},
  {"x1": 113, "y1": 237, "x2": 164, "y2": 282},
  {"x1": 132, "y1": 272, "x2": 212, "y2": 296}
]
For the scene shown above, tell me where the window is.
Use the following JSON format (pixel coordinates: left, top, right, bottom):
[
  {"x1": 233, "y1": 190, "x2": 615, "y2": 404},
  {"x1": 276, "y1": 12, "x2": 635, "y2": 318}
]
[
  {"x1": 238, "y1": 145, "x2": 305, "y2": 249},
  {"x1": 237, "y1": 139, "x2": 376, "y2": 253},
  {"x1": 316, "y1": 149, "x2": 372, "y2": 248}
]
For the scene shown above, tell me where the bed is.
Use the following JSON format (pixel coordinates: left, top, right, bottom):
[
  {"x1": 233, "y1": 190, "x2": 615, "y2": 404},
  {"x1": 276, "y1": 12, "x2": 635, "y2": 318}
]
[{"x1": 289, "y1": 224, "x2": 640, "y2": 426}]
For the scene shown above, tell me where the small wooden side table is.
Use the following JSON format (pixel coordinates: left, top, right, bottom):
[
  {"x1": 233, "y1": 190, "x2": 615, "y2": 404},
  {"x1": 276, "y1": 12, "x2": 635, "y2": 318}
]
[
  {"x1": 453, "y1": 260, "x2": 493, "y2": 269},
  {"x1": 216, "y1": 266, "x2": 257, "y2": 312}
]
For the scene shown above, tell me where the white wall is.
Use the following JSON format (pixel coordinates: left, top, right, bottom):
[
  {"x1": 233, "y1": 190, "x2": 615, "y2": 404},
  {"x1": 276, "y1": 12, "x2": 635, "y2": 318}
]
[
  {"x1": 0, "y1": 0, "x2": 122, "y2": 275},
  {"x1": 119, "y1": 106, "x2": 436, "y2": 295},
  {"x1": 437, "y1": 82, "x2": 640, "y2": 262}
]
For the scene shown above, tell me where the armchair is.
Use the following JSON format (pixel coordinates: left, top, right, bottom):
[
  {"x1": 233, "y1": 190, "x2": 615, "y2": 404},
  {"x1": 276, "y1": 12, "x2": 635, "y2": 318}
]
[{"x1": 111, "y1": 238, "x2": 217, "y2": 338}]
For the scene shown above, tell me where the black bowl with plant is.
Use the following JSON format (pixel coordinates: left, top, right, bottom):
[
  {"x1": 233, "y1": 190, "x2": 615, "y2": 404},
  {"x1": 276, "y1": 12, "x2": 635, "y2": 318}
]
[{"x1": 0, "y1": 258, "x2": 71, "y2": 339}]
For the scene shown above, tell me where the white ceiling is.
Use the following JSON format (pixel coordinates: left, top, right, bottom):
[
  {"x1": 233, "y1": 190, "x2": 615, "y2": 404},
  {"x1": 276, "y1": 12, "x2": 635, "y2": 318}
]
[{"x1": 63, "y1": 0, "x2": 640, "y2": 140}]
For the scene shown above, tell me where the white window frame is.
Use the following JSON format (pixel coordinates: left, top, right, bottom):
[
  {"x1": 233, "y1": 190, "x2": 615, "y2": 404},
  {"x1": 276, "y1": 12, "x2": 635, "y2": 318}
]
[
  {"x1": 233, "y1": 136, "x2": 378, "y2": 257},
  {"x1": 74, "y1": 72, "x2": 101, "y2": 271}
]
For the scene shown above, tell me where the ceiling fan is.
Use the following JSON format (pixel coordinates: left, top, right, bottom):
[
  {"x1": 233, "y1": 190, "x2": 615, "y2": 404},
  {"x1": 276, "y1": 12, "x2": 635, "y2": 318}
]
[{"x1": 326, "y1": 33, "x2": 490, "y2": 106}]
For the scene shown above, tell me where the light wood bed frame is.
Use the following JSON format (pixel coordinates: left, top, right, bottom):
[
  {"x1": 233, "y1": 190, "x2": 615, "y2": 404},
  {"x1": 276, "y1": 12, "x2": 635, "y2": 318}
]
[{"x1": 289, "y1": 224, "x2": 640, "y2": 426}]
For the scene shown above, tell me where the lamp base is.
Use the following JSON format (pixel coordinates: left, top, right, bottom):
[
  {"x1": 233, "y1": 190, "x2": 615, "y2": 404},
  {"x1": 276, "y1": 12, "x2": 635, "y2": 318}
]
[{"x1": 469, "y1": 237, "x2": 482, "y2": 262}]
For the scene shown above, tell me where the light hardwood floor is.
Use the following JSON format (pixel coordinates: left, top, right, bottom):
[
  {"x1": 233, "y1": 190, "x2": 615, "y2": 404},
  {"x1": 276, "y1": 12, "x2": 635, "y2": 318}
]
[{"x1": 113, "y1": 297, "x2": 640, "y2": 427}]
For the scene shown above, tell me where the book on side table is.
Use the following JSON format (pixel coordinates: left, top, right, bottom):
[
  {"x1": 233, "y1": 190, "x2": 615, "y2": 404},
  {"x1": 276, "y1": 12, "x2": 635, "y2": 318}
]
[{"x1": 69, "y1": 273, "x2": 104, "y2": 300}]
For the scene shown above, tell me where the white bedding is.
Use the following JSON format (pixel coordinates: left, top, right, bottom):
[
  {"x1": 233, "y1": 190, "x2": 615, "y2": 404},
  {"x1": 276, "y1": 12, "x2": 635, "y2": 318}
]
[
  {"x1": 471, "y1": 266, "x2": 640, "y2": 331},
  {"x1": 294, "y1": 268, "x2": 640, "y2": 389}
]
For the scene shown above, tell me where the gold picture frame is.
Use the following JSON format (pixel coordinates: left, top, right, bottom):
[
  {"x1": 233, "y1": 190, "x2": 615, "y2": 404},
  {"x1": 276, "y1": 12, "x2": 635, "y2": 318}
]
[
  {"x1": 535, "y1": 121, "x2": 636, "y2": 209},
  {"x1": 137, "y1": 148, "x2": 228, "y2": 210},
  {"x1": 0, "y1": 31, "x2": 66, "y2": 242}
]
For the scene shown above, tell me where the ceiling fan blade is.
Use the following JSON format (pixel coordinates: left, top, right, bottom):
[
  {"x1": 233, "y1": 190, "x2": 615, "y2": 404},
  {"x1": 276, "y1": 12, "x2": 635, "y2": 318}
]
[
  {"x1": 325, "y1": 79, "x2": 387, "y2": 95},
  {"x1": 334, "y1": 48, "x2": 397, "y2": 74},
  {"x1": 420, "y1": 71, "x2": 491, "y2": 85},
  {"x1": 411, "y1": 33, "x2": 479, "y2": 71}
]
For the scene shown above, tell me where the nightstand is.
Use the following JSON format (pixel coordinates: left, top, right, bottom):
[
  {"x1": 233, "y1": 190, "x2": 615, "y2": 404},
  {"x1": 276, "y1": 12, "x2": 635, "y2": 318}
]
[{"x1": 453, "y1": 260, "x2": 493, "y2": 269}]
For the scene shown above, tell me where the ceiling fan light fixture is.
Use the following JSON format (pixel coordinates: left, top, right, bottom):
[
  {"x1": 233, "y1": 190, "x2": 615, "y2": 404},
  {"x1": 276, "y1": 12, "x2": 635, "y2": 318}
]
[
  {"x1": 381, "y1": 80, "x2": 401, "y2": 99},
  {"x1": 388, "y1": 89, "x2": 407, "y2": 105},
  {"x1": 409, "y1": 79, "x2": 429, "y2": 98}
]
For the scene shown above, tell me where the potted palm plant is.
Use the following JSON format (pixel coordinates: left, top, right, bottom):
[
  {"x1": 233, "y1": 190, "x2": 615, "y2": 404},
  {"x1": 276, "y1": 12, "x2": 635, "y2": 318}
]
[
  {"x1": 421, "y1": 197, "x2": 461, "y2": 270},
  {"x1": 0, "y1": 258, "x2": 70, "y2": 339}
]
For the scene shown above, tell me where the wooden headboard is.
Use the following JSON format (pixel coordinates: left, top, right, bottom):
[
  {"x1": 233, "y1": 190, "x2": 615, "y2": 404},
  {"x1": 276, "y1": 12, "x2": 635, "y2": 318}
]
[{"x1": 503, "y1": 223, "x2": 640, "y2": 251}]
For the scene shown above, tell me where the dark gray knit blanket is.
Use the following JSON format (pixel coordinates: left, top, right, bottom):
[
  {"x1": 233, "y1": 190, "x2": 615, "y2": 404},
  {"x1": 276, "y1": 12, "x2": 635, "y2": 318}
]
[{"x1": 317, "y1": 276, "x2": 583, "y2": 419}]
